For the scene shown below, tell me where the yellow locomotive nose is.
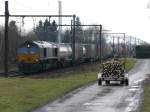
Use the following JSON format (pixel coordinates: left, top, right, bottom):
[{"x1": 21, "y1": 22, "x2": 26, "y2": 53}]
[{"x1": 18, "y1": 54, "x2": 39, "y2": 63}]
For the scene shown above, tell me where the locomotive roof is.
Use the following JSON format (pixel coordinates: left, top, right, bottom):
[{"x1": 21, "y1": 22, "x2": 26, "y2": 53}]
[
  {"x1": 19, "y1": 41, "x2": 57, "y2": 48},
  {"x1": 33, "y1": 41, "x2": 57, "y2": 48},
  {"x1": 19, "y1": 41, "x2": 73, "y2": 49}
]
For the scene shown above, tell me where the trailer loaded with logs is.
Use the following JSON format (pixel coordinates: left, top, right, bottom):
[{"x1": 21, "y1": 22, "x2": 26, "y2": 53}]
[{"x1": 98, "y1": 59, "x2": 129, "y2": 86}]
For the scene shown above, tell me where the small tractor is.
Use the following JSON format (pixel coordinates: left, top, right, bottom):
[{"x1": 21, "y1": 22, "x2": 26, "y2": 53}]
[{"x1": 98, "y1": 59, "x2": 129, "y2": 86}]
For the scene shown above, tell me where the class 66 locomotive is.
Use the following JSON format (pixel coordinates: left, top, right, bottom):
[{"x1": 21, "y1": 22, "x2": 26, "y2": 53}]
[
  {"x1": 17, "y1": 41, "x2": 98, "y2": 73},
  {"x1": 17, "y1": 41, "x2": 72, "y2": 73}
]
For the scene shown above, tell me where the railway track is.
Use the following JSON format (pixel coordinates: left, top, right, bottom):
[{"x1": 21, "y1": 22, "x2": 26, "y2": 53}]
[
  {"x1": 23, "y1": 62, "x2": 101, "y2": 79},
  {"x1": 0, "y1": 71, "x2": 23, "y2": 77}
]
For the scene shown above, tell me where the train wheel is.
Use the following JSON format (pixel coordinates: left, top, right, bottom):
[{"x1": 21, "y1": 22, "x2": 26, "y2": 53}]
[
  {"x1": 41, "y1": 63, "x2": 46, "y2": 71},
  {"x1": 57, "y1": 62, "x2": 63, "y2": 69}
]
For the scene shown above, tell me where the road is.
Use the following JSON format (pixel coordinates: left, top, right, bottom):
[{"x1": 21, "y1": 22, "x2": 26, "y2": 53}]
[{"x1": 33, "y1": 59, "x2": 150, "y2": 112}]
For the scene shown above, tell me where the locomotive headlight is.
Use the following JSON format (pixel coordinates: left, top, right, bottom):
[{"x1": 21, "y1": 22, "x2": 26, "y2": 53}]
[{"x1": 35, "y1": 59, "x2": 39, "y2": 62}]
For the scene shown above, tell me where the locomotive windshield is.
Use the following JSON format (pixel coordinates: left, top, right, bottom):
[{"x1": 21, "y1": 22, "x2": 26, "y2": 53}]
[
  {"x1": 18, "y1": 48, "x2": 28, "y2": 54},
  {"x1": 18, "y1": 47, "x2": 39, "y2": 55},
  {"x1": 30, "y1": 48, "x2": 39, "y2": 54}
]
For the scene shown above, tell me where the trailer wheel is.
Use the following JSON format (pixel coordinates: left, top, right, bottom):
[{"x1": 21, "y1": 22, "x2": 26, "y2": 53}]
[
  {"x1": 120, "y1": 80, "x2": 124, "y2": 85},
  {"x1": 106, "y1": 81, "x2": 110, "y2": 85},
  {"x1": 98, "y1": 79, "x2": 102, "y2": 86},
  {"x1": 125, "y1": 79, "x2": 129, "y2": 86}
]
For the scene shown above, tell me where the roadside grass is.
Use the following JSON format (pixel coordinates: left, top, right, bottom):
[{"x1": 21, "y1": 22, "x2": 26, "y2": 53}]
[
  {"x1": 125, "y1": 58, "x2": 137, "y2": 72},
  {"x1": 0, "y1": 59, "x2": 136, "y2": 112},
  {"x1": 142, "y1": 78, "x2": 150, "y2": 112}
]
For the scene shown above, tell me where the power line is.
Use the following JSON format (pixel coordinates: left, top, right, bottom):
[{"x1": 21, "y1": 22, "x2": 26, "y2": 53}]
[
  {"x1": 13, "y1": 0, "x2": 42, "y2": 13},
  {"x1": 0, "y1": 15, "x2": 73, "y2": 17}
]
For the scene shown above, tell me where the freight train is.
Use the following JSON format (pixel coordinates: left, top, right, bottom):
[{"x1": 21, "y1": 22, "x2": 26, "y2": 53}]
[
  {"x1": 135, "y1": 45, "x2": 150, "y2": 58},
  {"x1": 17, "y1": 40, "x2": 118, "y2": 73}
]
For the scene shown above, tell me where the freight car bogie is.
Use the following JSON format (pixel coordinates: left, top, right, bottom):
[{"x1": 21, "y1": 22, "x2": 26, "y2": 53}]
[
  {"x1": 18, "y1": 62, "x2": 42, "y2": 73},
  {"x1": 18, "y1": 58, "x2": 61, "y2": 73}
]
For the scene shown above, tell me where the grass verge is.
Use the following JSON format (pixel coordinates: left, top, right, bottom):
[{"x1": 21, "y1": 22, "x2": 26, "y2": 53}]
[
  {"x1": 0, "y1": 59, "x2": 136, "y2": 112},
  {"x1": 125, "y1": 58, "x2": 137, "y2": 72},
  {"x1": 142, "y1": 78, "x2": 150, "y2": 112}
]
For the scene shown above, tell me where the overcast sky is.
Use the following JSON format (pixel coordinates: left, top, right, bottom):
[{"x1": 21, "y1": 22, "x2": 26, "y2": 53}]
[{"x1": 0, "y1": 0, "x2": 150, "y2": 42}]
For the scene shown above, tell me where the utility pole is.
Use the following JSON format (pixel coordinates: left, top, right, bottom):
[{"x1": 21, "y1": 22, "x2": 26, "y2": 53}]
[
  {"x1": 4, "y1": 1, "x2": 9, "y2": 77},
  {"x1": 124, "y1": 33, "x2": 126, "y2": 52},
  {"x1": 71, "y1": 20, "x2": 73, "y2": 43},
  {"x1": 112, "y1": 36, "x2": 115, "y2": 57},
  {"x1": 130, "y1": 36, "x2": 132, "y2": 57},
  {"x1": 72, "y1": 14, "x2": 76, "y2": 65},
  {"x1": 118, "y1": 36, "x2": 120, "y2": 55},
  {"x1": 123, "y1": 33, "x2": 126, "y2": 69},
  {"x1": 135, "y1": 37, "x2": 136, "y2": 46},
  {"x1": 99, "y1": 25, "x2": 102, "y2": 63},
  {"x1": 134, "y1": 37, "x2": 136, "y2": 57},
  {"x1": 58, "y1": 1, "x2": 62, "y2": 61}
]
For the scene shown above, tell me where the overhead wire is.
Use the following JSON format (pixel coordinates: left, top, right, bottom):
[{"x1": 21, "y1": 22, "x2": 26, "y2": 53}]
[{"x1": 13, "y1": 0, "x2": 44, "y2": 13}]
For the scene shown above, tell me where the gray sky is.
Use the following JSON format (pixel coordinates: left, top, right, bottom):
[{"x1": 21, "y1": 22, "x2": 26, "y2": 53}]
[{"x1": 0, "y1": 0, "x2": 150, "y2": 42}]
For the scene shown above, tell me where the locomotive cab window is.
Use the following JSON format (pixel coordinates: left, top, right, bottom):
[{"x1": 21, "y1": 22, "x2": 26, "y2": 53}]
[
  {"x1": 53, "y1": 48, "x2": 58, "y2": 56},
  {"x1": 44, "y1": 48, "x2": 47, "y2": 57},
  {"x1": 18, "y1": 48, "x2": 29, "y2": 55},
  {"x1": 30, "y1": 48, "x2": 38, "y2": 54}
]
